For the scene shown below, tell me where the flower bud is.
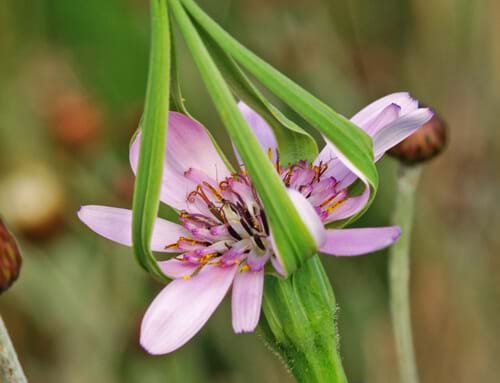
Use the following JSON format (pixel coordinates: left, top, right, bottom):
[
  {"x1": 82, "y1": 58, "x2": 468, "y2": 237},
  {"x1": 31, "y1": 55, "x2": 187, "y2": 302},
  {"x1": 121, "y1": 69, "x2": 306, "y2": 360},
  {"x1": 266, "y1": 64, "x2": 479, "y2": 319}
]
[
  {"x1": 0, "y1": 218, "x2": 22, "y2": 294},
  {"x1": 388, "y1": 110, "x2": 447, "y2": 165}
]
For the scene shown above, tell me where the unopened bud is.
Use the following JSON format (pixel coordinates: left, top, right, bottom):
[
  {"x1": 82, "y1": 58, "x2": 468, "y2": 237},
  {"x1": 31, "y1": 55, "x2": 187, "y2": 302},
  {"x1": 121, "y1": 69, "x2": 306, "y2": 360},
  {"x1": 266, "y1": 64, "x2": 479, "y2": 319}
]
[
  {"x1": 388, "y1": 110, "x2": 447, "y2": 165},
  {"x1": 0, "y1": 218, "x2": 22, "y2": 294}
]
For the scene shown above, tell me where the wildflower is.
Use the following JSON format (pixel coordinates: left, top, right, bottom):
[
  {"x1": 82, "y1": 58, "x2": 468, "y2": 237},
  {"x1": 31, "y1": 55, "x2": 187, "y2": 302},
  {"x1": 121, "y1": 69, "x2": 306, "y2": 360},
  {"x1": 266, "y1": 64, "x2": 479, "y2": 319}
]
[{"x1": 78, "y1": 92, "x2": 432, "y2": 354}]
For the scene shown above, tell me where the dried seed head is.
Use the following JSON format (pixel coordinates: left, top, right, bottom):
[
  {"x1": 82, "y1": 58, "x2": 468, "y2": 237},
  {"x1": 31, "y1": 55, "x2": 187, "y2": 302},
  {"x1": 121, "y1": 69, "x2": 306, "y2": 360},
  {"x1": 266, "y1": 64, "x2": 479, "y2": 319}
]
[
  {"x1": 0, "y1": 218, "x2": 22, "y2": 294},
  {"x1": 388, "y1": 110, "x2": 447, "y2": 165}
]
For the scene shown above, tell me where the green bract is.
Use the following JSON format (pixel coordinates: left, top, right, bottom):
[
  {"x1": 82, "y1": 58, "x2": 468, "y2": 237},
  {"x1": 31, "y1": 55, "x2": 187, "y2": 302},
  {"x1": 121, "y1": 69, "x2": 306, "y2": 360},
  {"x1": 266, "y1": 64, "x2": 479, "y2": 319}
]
[
  {"x1": 133, "y1": 0, "x2": 379, "y2": 278},
  {"x1": 131, "y1": 0, "x2": 171, "y2": 281},
  {"x1": 261, "y1": 256, "x2": 348, "y2": 383},
  {"x1": 169, "y1": 0, "x2": 317, "y2": 276},
  {"x1": 181, "y1": 0, "x2": 379, "y2": 223},
  {"x1": 199, "y1": 29, "x2": 318, "y2": 165}
]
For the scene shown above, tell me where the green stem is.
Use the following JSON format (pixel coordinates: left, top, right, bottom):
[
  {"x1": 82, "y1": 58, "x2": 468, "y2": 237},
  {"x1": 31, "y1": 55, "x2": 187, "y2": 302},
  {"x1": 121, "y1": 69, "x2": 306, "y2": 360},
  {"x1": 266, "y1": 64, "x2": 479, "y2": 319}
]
[
  {"x1": 389, "y1": 165, "x2": 421, "y2": 383},
  {"x1": 261, "y1": 256, "x2": 348, "y2": 383},
  {"x1": 0, "y1": 316, "x2": 27, "y2": 383}
]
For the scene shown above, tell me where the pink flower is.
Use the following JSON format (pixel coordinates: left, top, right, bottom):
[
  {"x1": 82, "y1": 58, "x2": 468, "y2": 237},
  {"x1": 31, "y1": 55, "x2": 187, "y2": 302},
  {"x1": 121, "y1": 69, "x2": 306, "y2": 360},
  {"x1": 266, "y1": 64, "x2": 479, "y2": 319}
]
[{"x1": 78, "y1": 92, "x2": 432, "y2": 355}]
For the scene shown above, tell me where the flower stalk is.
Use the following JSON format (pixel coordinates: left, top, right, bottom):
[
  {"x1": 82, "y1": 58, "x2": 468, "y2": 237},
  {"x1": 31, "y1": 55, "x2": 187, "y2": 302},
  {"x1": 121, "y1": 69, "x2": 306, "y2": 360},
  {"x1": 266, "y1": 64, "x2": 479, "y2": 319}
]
[
  {"x1": 0, "y1": 316, "x2": 27, "y2": 383},
  {"x1": 389, "y1": 164, "x2": 422, "y2": 383},
  {"x1": 261, "y1": 256, "x2": 348, "y2": 383}
]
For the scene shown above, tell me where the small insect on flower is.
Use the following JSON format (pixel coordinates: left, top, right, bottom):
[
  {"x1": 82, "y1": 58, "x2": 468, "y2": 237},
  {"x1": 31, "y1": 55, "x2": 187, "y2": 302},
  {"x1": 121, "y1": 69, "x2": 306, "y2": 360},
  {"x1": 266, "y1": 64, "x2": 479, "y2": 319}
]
[{"x1": 78, "y1": 92, "x2": 432, "y2": 355}]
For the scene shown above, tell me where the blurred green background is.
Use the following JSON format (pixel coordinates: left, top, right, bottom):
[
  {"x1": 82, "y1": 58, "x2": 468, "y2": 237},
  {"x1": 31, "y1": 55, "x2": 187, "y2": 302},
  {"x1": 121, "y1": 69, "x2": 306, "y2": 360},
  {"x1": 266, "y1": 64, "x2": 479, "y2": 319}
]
[{"x1": 1, "y1": 0, "x2": 499, "y2": 382}]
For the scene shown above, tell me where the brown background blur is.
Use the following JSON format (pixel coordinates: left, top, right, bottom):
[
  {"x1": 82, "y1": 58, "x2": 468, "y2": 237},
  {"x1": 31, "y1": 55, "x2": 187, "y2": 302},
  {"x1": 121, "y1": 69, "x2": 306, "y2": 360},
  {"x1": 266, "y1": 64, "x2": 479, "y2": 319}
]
[{"x1": 1, "y1": 0, "x2": 499, "y2": 382}]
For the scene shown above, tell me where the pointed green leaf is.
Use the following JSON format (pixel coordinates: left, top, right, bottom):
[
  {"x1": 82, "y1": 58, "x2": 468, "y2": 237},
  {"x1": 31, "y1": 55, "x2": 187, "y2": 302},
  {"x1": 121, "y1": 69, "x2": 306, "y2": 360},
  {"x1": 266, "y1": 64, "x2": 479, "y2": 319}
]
[
  {"x1": 181, "y1": 0, "x2": 379, "y2": 220},
  {"x1": 131, "y1": 0, "x2": 171, "y2": 282},
  {"x1": 169, "y1": 17, "x2": 190, "y2": 116},
  {"x1": 199, "y1": 28, "x2": 318, "y2": 164},
  {"x1": 170, "y1": 0, "x2": 316, "y2": 275}
]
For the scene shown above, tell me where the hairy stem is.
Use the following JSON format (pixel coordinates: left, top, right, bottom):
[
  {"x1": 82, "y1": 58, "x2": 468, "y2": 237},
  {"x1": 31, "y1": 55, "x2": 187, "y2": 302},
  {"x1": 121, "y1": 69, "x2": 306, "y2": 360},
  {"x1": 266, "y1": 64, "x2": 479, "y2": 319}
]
[
  {"x1": 0, "y1": 316, "x2": 27, "y2": 383},
  {"x1": 389, "y1": 165, "x2": 421, "y2": 383},
  {"x1": 261, "y1": 256, "x2": 348, "y2": 383}
]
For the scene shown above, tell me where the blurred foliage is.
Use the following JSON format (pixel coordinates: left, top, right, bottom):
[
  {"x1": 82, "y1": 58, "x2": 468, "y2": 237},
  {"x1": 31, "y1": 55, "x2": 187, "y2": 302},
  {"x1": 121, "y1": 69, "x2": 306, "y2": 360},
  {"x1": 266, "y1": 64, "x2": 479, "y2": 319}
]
[{"x1": 1, "y1": 0, "x2": 499, "y2": 382}]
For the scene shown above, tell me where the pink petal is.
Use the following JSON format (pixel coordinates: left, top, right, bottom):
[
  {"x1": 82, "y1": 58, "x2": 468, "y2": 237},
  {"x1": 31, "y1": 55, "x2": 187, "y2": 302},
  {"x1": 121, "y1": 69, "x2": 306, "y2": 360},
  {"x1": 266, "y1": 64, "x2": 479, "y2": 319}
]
[
  {"x1": 315, "y1": 94, "x2": 428, "y2": 192},
  {"x1": 317, "y1": 135, "x2": 370, "y2": 187},
  {"x1": 287, "y1": 189, "x2": 326, "y2": 247},
  {"x1": 130, "y1": 112, "x2": 231, "y2": 210},
  {"x1": 234, "y1": 102, "x2": 278, "y2": 164},
  {"x1": 77, "y1": 205, "x2": 188, "y2": 252},
  {"x1": 231, "y1": 269, "x2": 264, "y2": 333},
  {"x1": 363, "y1": 103, "x2": 401, "y2": 136},
  {"x1": 324, "y1": 186, "x2": 370, "y2": 223},
  {"x1": 351, "y1": 92, "x2": 418, "y2": 128},
  {"x1": 316, "y1": 102, "x2": 401, "y2": 168},
  {"x1": 158, "y1": 259, "x2": 199, "y2": 279},
  {"x1": 315, "y1": 93, "x2": 419, "y2": 180},
  {"x1": 319, "y1": 226, "x2": 401, "y2": 256},
  {"x1": 373, "y1": 108, "x2": 434, "y2": 159},
  {"x1": 140, "y1": 265, "x2": 237, "y2": 354}
]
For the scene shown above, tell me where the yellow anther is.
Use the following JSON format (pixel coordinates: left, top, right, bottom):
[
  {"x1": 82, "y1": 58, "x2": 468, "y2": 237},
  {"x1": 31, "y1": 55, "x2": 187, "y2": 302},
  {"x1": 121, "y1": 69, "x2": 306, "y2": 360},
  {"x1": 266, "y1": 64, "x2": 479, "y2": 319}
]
[
  {"x1": 199, "y1": 253, "x2": 217, "y2": 264},
  {"x1": 326, "y1": 200, "x2": 345, "y2": 213},
  {"x1": 165, "y1": 242, "x2": 179, "y2": 250},
  {"x1": 319, "y1": 195, "x2": 337, "y2": 208},
  {"x1": 240, "y1": 264, "x2": 251, "y2": 272},
  {"x1": 182, "y1": 275, "x2": 191, "y2": 280},
  {"x1": 203, "y1": 182, "x2": 224, "y2": 201},
  {"x1": 267, "y1": 147, "x2": 273, "y2": 161}
]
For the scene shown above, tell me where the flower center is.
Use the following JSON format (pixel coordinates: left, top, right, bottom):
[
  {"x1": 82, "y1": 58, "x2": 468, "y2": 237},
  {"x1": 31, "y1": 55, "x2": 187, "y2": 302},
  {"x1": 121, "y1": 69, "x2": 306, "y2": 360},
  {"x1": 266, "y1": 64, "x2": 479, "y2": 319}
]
[
  {"x1": 166, "y1": 172, "x2": 271, "y2": 274},
  {"x1": 166, "y1": 156, "x2": 348, "y2": 276}
]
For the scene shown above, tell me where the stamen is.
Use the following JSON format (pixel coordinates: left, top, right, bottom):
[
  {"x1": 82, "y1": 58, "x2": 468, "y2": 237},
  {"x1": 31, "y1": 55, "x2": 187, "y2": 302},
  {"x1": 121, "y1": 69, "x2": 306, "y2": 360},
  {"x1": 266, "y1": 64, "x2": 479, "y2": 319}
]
[
  {"x1": 275, "y1": 149, "x2": 281, "y2": 173},
  {"x1": 253, "y1": 236, "x2": 266, "y2": 250},
  {"x1": 203, "y1": 181, "x2": 224, "y2": 201},
  {"x1": 177, "y1": 159, "x2": 344, "y2": 276},
  {"x1": 326, "y1": 199, "x2": 346, "y2": 213},
  {"x1": 199, "y1": 252, "x2": 218, "y2": 264},
  {"x1": 227, "y1": 225, "x2": 242, "y2": 240},
  {"x1": 260, "y1": 210, "x2": 270, "y2": 235}
]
